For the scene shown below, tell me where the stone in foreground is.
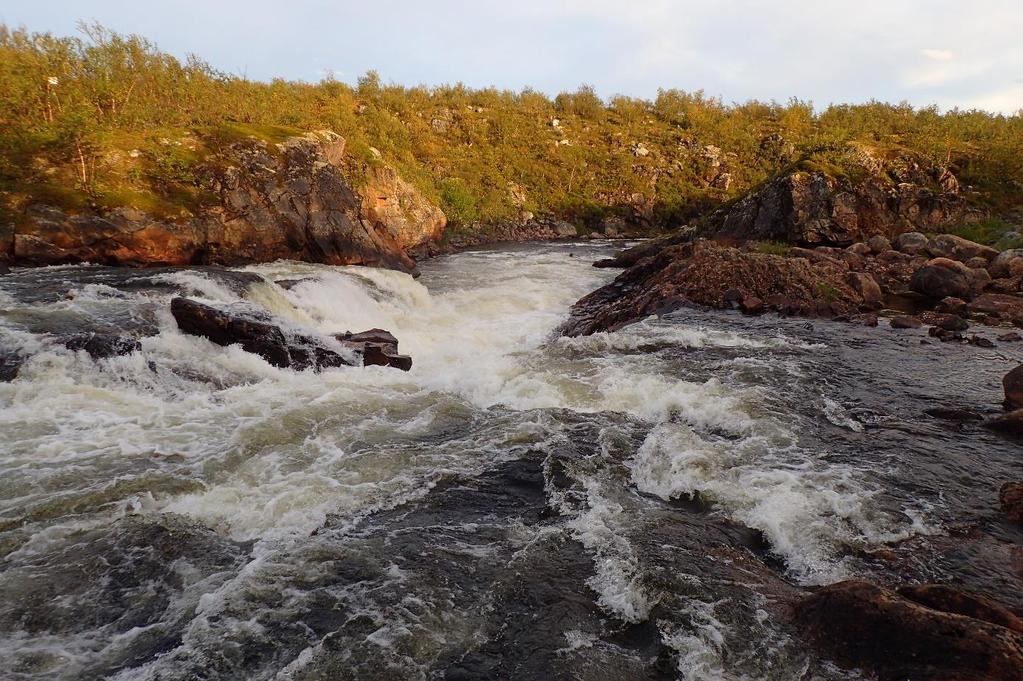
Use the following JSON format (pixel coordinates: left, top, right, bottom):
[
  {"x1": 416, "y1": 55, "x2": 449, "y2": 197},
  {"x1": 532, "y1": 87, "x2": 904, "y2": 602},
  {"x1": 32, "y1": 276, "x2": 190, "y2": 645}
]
[{"x1": 795, "y1": 580, "x2": 1023, "y2": 681}]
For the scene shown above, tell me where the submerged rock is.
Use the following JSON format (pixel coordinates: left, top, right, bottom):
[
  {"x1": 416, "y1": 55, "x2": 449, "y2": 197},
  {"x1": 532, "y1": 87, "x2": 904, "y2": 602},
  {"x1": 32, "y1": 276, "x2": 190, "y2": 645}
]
[
  {"x1": 1000, "y1": 482, "x2": 1023, "y2": 524},
  {"x1": 795, "y1": 580, "x2": 1023, "y2": 680},
  {"x1": 63, "y1": 333, "x2": 142, "y2": 359}
]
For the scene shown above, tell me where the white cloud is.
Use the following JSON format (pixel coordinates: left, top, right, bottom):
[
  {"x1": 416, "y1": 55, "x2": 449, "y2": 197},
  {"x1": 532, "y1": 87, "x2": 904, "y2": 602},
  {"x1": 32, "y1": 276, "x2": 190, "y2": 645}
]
[{"x1": 3, "y1": 0, "x2": 1023, "y2": 113}]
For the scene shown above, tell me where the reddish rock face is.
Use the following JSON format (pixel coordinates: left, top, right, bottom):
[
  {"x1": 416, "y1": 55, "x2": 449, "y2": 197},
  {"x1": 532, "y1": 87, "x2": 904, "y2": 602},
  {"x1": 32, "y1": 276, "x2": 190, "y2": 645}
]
[
  {"x1": 795, "y1": 580, "x2": 1023, "y2": 681},
  {"x1": 9, "y1": 132, "x2": 445, "y2": 275}
]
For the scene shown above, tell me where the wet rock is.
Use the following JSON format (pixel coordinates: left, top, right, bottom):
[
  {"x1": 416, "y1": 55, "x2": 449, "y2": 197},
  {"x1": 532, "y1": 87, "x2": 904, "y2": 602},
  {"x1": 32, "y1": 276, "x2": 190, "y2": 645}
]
[
  {"x1": 984, "y1": 410, "x2": 1023, "y2": 437},
  {"x1": 924, "y1": 406, "x2": 983, "y2": 422},
  {"x1": 1003, "y1": 365, "x2": 1023, "y2": 410},
  {"x1": 926, "y1": 234, "x2": 999, "y2": 263},
  {"x1": 894, "y1": 231, "x2": 929, "y2": 255},
  {"x1": 911, "y1": 258, "x2": 974, "y2": 300},
  {"x1": 935, "y1": 296, "x2": 968, "y2": 316},
  {"x1": 897, "y1": 584, "x2": 1023, "y2": 634},
  {"x1": 867, "y1": 235, "x2": 892, "y2": 253},
  {"x1": 999, "y1": 332, "x2": 1023, "y2": 342},
  {"x1": 63, "y1": 333, "x2": 142, "y2": 359},
  {"x1": 890, "y1": 315, "x2": 923, "y2": 329},
  {"x1": 172, "y1": 298, "x2": 412, "y2": 371},
  {"x1": 968, "y1": 335, "x2": 996, "y2": 348},
  {"x1": 849, "y1": 313, "x2": 879, "y2": 327},
  {"x1": 919, "y1": 311, "x2": 969, "y2": 331},
  {"x1": 171, "y1": 297, "x2": 295, "y2": 367},
  {"x1": 928, "y1": 326, "x2": 964, "y2": 342},
  {"x1": 336, "y1": 328, "x2": 412, "y2": 371},
  {"x1": 969, "y1": 293, "x2": 1023, "y2": 321},
  {"x1": 1000, "y1": 482, "x2": 1023, "y2": 524},
  {"x1": 0, "y1": 350, "x2": 22, "y2": 382},
  {"x1": 795, "y1": 580, "x2": 1023, "y2": 681}
]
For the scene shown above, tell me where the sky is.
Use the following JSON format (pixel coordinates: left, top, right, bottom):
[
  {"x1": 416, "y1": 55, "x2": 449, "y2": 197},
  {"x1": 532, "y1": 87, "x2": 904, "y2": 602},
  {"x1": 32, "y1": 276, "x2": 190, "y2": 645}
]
[{"x1": 2, "y1": 0, "x2": 1021, "y2": 113}]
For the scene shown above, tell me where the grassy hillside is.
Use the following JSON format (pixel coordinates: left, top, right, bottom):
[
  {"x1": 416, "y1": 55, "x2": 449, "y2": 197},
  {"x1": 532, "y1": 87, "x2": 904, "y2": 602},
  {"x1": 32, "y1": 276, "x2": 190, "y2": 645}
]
[{"x1": 2, "y1": 23, "x2": 1022, "y2": 236}]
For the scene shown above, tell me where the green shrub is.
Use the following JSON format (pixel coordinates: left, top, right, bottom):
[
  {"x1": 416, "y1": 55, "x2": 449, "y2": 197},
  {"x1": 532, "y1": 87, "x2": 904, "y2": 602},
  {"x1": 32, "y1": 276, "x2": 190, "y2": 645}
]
[{"x1": 752, "y1": 240, "x2": 791, "y2": 256}]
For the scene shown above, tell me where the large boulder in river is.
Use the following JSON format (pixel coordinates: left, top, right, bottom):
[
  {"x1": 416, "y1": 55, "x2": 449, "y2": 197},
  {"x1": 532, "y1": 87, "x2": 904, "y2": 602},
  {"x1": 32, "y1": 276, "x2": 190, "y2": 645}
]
[
  {"x1": 562, "y1": 240, "x2": 862, "y2": 336},
  {"x1": 8, "y1": 131, "x2": 444, "y2": 274},
  {"x1": 170, "y1": 297, "x2": 411, "y2": 371},
  {"x1": 910, "y1": 258, "x2": 975, "y2": 300},
  {"x1": 795, "y1": 580, "x2": 1023, "y2": 680}
]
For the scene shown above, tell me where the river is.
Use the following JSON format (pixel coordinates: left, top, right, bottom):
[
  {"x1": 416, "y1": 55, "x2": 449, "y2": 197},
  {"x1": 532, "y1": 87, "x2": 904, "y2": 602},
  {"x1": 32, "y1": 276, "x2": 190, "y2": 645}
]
[{"x1": 1, "y1": 241, "x2": 1021, "y2": 680}]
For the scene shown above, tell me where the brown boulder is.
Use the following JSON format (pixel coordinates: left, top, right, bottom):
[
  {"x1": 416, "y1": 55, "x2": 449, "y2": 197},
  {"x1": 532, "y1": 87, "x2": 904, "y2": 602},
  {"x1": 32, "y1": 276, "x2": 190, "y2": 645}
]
[
  {"x1": 795, "y1": 580, "x2": 1023, "y2": 681},
  {"x1": 1000, "y1": 482, "x2": 1023, "y2": 524},
  {"x1": 890, "y1": 315, "x2": 923, "y2": 329},
  {"x1": 969, "y1": 293, "x2": 1023, "y2": 321},
  {"x1": 844, "y1": 271, "x2": 883, "y2": 304},
  {"x1": 911, "y1": 258, "x2": 974, "y2": 300},
  {"x1": 1004, "y1": 366, "x2": 1023, "y2": 410},
  {"x1": 336, "y1": 328, "x2": 412, "y2": 371}
]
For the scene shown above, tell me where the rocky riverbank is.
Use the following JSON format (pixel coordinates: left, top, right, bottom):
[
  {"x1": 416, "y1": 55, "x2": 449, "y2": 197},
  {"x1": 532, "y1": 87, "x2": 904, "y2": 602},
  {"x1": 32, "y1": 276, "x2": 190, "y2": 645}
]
[{"x1": 2, "y1": 131, "x2": 445, "y2": 275}]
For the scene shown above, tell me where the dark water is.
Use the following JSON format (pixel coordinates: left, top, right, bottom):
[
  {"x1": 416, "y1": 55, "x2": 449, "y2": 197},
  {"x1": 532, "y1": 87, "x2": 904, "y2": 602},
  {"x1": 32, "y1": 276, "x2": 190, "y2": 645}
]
[{"x1": 0, "y1": 242, "x2": 1020, "y2": 680}]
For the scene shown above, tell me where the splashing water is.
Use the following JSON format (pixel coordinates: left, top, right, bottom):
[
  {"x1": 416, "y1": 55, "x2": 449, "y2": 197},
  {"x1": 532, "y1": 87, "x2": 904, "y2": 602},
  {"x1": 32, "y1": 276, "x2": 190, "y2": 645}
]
[{"x1": 1, "y1": 241, "x2": 1016, "y2": 680}]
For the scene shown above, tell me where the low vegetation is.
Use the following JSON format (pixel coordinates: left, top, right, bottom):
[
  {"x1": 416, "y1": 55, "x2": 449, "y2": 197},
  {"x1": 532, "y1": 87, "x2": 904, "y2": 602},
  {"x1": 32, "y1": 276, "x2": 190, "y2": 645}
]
[{"x1": 2, "y1": 22, "x2": 1022, "y2": 232}]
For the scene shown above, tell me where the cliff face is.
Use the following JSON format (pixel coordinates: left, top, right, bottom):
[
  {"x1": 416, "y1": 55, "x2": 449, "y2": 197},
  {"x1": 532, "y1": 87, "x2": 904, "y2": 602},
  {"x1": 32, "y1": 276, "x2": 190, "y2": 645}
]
[
  {"x1": 711, "y1": 146, "x2": 965, "y2": 246},
  {"x1": 3, "y1": 131, "x2": 446, "y2": 274}
]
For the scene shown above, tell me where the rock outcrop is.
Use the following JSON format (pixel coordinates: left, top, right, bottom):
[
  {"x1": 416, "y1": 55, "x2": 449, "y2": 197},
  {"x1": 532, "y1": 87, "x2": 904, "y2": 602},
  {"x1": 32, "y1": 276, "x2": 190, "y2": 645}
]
[
  {"x1": 795, "y1": 580, "x2": 1023, "y2": 681},
  {"x1": 170, "y1": 297, "x2": 411, "y2": 371},
  {"x1": 6, "y1": 132, "x2": 445, "y2": 275},
  {"x1": 561, "y1": 240, "x2": 865, "y2": 336},
  {"x1": 568, "y1": 223, "x2": 1023, "y2": 340},
  {"x1": 709, "y1": 145, "x2": 966, "y2": 246}
]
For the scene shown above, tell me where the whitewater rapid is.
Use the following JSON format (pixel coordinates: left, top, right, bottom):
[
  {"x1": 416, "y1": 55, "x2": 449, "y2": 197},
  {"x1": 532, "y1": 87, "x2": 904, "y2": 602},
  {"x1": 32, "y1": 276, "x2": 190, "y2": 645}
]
[{"x1": 3, "y1": 240, "x2": 1011, "y2": 680}]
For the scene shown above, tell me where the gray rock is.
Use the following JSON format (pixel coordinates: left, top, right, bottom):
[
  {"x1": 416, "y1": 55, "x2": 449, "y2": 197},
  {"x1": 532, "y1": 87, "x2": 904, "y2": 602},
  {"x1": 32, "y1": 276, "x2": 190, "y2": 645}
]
[
  {"x1": 988, "y1": 249, "x2": 1023, "y2": 278},
  {"x1": 867, "y1": 235, "x2": 892, "y2": 253},
  {"x1": 894, "y1": 231, "x2": 929, "y2": 255},
  {"x1": 925, "y1": 234, "x2": 999, "y2": 262}
]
